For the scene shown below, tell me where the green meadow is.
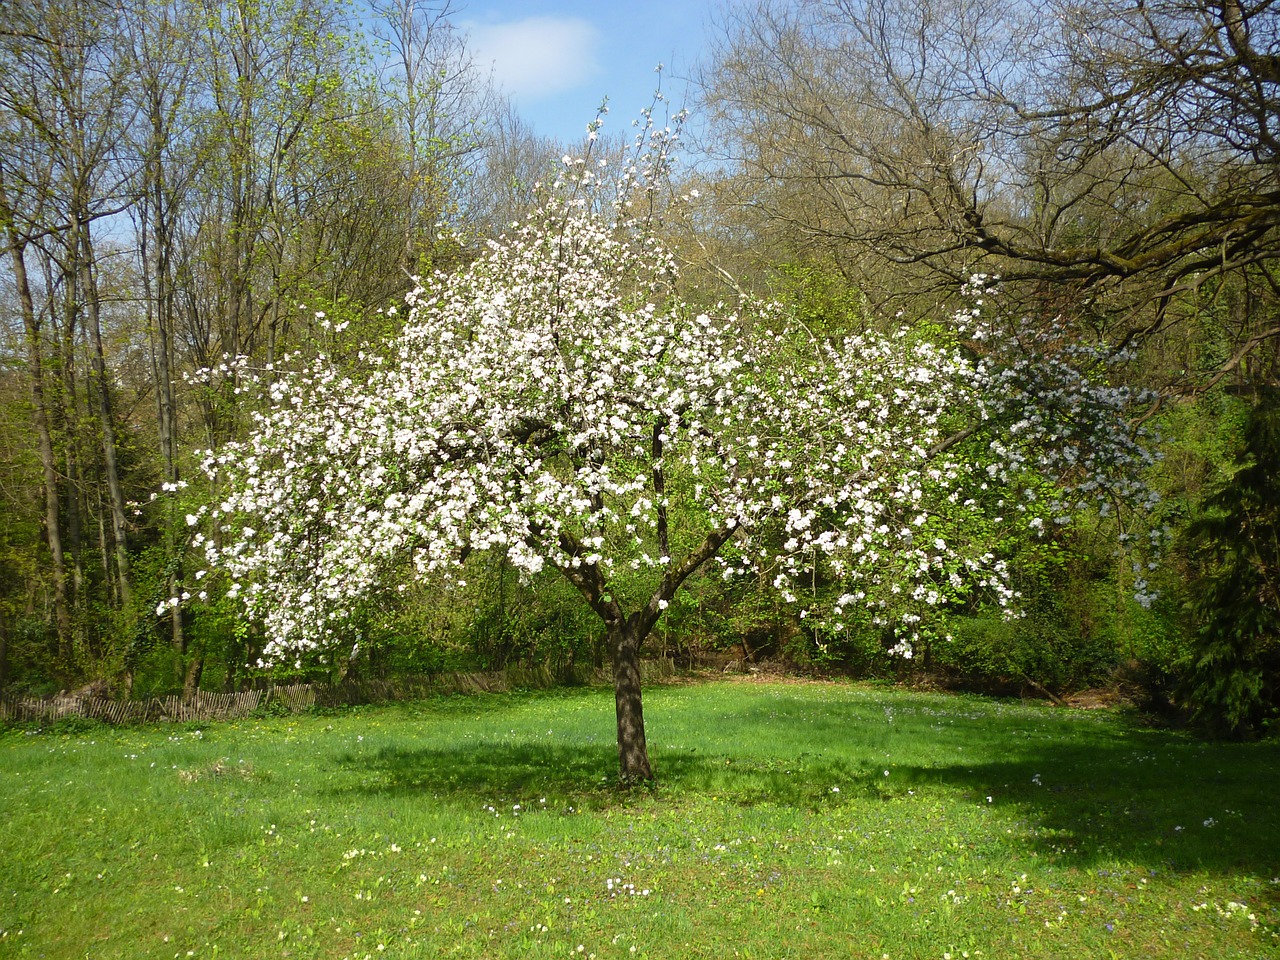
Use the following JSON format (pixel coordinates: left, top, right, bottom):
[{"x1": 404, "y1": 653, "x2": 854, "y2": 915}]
[{"x1": 2, "y1": 679, "x2": 1277, "y2": 959}]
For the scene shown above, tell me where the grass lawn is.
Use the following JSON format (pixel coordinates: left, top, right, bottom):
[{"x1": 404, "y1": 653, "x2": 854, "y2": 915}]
[{"x1": 1, "y1": 678, "x2": 1277, "y2": 959}]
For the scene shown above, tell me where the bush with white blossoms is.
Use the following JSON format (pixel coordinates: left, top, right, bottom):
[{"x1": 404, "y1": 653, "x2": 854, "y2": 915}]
[{"x1": 198, "y1": 130, "x2": 1156, "y2": 780}]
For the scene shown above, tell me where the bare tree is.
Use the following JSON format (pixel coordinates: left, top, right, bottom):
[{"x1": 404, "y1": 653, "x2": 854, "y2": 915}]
[
  {"x1": 702, "y1": 0, "x2": 1280, "y2": 382},
  {"x1": 368, "y1": 0, "x2": 499, "y2": 267}
]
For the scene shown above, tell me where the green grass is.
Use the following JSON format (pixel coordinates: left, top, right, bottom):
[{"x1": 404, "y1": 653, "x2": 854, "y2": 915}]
[{"x1": 2, "y1": 679, "x2": 1278, "y2": 959}]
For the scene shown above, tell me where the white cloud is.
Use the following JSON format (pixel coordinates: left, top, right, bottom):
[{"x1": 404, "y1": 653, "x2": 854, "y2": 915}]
[{"x1": 464, "y1": 16, "x2": 601, "y2": 103}]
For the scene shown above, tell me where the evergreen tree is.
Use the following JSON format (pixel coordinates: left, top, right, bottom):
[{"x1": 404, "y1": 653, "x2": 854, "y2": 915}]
[{"x1": 1183, "y1": 398, "x2": 1280, "y2": 737}]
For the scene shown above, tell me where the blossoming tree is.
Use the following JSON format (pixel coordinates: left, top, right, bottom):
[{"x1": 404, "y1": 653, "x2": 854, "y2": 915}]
[{"x1": 199, "y1": 135, "x2": 1156, "y2": 782}]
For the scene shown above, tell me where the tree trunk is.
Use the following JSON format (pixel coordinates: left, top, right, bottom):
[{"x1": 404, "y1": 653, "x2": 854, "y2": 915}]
[
  {"x1": 547, "y1": 521, "x2": 738, "y2": 784},
  {"x1": 140, "y1": 176, "x2": 188, "y2": 682},
  {"x1": 0, "y1": 206, "x2": 73, "y2": 655},
  {"x1": 183, "y1": 651, "x2": 203, "y2": 699},
  {"x1": 78, "y1": 220, "x2": 133, "y2": 610},
  {"x1": 610, "y1": 620, "x2": 652, "y2": 782},
  {"x1": 0, "y1": 617, "x2": 9, "y2": 691},
  {"x1": 56, "y1": 274, "x2": 86, "y2": 612}
]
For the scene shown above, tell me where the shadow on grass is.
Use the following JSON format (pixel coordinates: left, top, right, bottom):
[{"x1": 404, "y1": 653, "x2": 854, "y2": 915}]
[
  {"x1": 732, "y1": 690, "x2": 1280, "y2": 877},
  {"x1": 900, "y1": 732, "x2": 1280, "y2": 878},
  {"x1": 337, "y1": 740, "x2": 622, "y2": 803},
  {"x1": 330, "y1": 689, "x2": 1280, "y2": 879}
]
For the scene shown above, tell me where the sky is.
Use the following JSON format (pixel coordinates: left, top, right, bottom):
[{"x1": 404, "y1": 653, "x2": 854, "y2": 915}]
[{"x1": 457, "y1": 1, "x2": 731, "y2": 145}]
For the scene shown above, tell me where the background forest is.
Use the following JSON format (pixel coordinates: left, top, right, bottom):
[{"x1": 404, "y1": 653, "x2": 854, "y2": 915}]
[{"x1": 1, "y1": 0, "x2": 1278, "y2": 737}]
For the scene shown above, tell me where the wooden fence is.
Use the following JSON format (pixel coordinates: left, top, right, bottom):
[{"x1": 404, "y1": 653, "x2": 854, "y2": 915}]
[{"x1": 0, "y1": 658, "x2": 676, "y2": 727}]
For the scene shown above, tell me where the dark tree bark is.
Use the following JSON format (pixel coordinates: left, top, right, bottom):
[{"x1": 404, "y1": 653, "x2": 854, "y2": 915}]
[
  {"x1": 610, "y1": 619, "x2": 651, "y2": 782},
  {"x1": 56, "y1": 284, "x2": 87, "y2": 617},
  {"x1": 183, "y1": 653, "x2": 204, "y2": 699},
  {"x1": 546, "y1": 519, "x2": 741, "y2": 783}
]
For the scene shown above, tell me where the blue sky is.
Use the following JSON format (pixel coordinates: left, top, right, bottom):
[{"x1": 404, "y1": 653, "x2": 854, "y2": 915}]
[{"x1": 458, "y1": 1, "x2": 729, "y2": 144}]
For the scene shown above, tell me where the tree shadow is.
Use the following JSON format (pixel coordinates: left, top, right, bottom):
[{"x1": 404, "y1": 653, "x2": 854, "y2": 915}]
[
  {"x1": 329, "y1": 690, "x2": 1280, "y2": 880},
  {"x1": 334, "y1": 740, "x2": 623, "y2": 806},
  {"x1": 897, "y1": 730, "x2": 1280, "y2": 879},
  {"x1": 728, "y1": 690, "x2": 1280, "y2": 877}
]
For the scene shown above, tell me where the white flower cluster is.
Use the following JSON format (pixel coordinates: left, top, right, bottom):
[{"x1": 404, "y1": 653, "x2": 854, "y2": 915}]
[{"x1": 200, "y1": 163, "x2": 1157, "y2": 664}]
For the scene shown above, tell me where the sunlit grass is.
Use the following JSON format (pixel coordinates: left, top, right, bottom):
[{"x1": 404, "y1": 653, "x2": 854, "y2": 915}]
[{"x1": 2, "y1": 679, "x2": 1277, "y2": 958}]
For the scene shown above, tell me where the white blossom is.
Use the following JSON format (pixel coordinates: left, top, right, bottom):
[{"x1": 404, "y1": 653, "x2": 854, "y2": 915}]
[{"x1": 199, "y1": 140, "x2": 1158, "y2": 664}]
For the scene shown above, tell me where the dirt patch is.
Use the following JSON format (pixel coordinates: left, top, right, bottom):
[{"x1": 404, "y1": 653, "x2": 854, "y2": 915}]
[{"x1": 1063, "y1": 687, "x2": 1131, "y2": 710}]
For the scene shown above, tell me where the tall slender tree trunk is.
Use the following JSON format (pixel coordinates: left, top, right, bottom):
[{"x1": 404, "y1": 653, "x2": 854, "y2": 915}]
[
  {"x1": 57, "y1": 248, "x2": 87, "y2": 615},
  {"x1": 95, "y1": 501, "x2": 113, "y2": 608},
  {"x1": 141, "y1": 170, "x2": 188, "y2": 684},
  {"x1": 77, "y1": 217, "x2": 133, "y2": 609},
  {"x1": 226, "y1": 0, "x2": 256, "y2": 362},
  {"x1": 0, "y1": 190, "x2": 73, "y2": 654}
]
